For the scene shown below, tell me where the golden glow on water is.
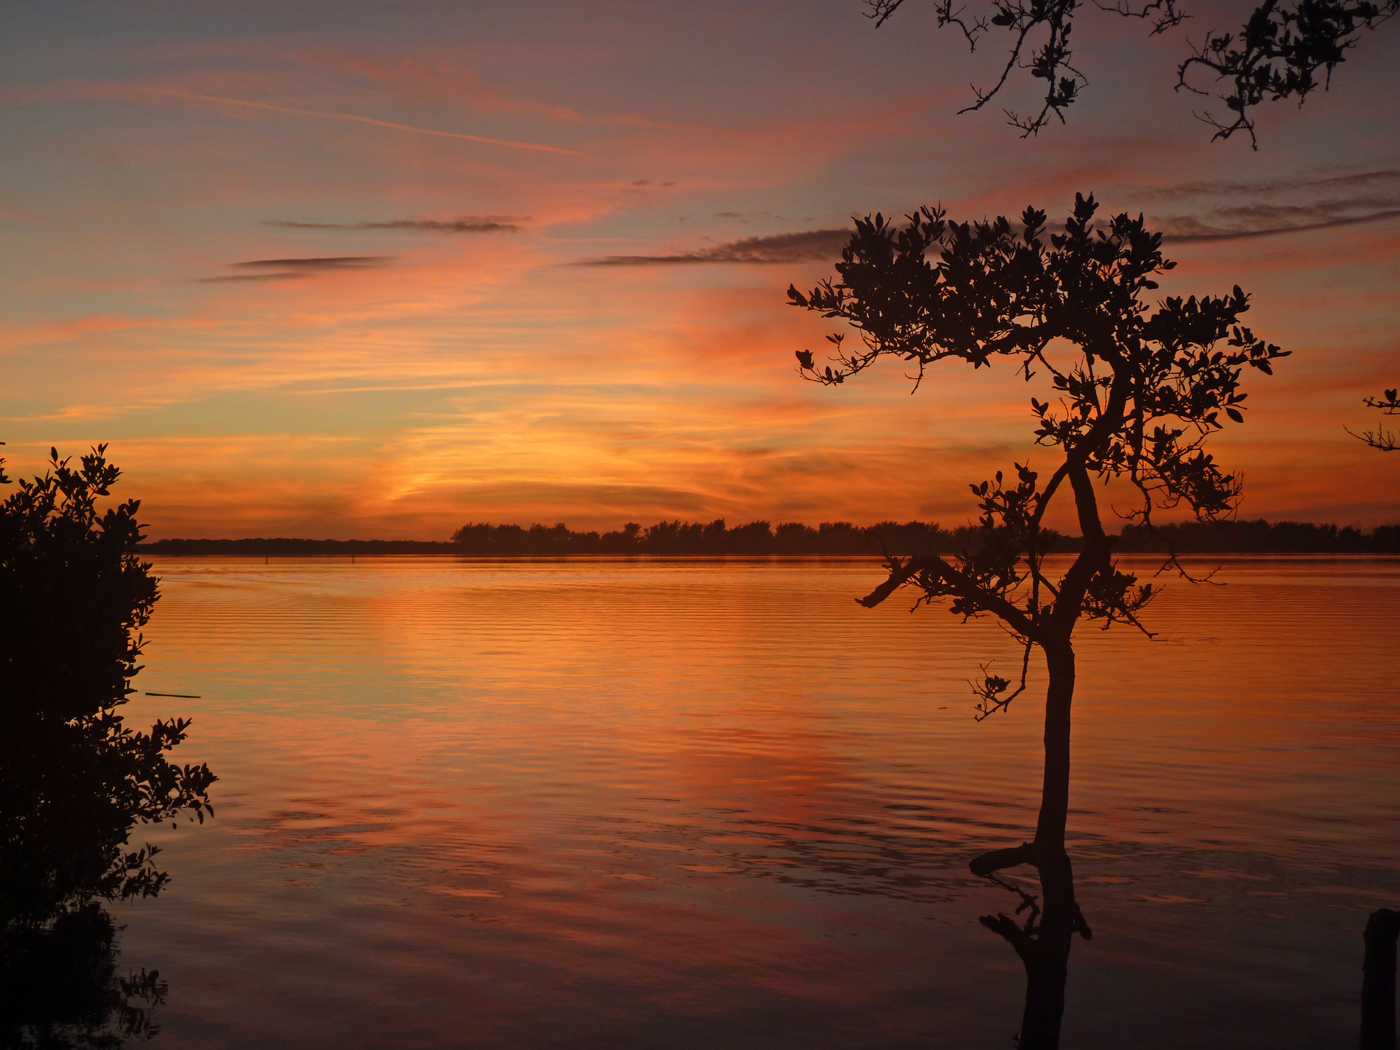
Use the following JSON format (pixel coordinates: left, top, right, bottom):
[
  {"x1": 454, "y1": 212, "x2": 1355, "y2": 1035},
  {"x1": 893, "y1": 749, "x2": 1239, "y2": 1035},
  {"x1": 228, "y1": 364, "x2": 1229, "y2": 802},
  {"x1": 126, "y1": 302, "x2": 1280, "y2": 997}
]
[{"x1": 117, "y1": 556, "x2": 1400, "y2": 1047}]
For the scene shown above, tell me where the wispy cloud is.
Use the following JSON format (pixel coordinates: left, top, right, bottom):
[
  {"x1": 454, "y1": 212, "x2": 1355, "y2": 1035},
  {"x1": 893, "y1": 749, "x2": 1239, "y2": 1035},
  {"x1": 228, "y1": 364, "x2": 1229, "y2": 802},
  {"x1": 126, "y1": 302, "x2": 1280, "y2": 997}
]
[
  {"x1": 200, "y1": 256, "x2": 395, "y2": 282},
  {"x1": 1141, "y1": 169, "x2": 1400, "y2": 242},
  {"x1": 263, "y1": 216, "x2": 523, "y2": 234},
  {"x1": 292, "y1": 48, "x2": 706, "y2": 134},
  {"x1": 1140, "y1": 169, "x2": 1400, "y2": 201},
  {"x1": 577, "y1": 229, "x2": 849, "y2": 266},
  {"x1": 1161, "y1": 208, "x2": 1400, "y2": 242}
]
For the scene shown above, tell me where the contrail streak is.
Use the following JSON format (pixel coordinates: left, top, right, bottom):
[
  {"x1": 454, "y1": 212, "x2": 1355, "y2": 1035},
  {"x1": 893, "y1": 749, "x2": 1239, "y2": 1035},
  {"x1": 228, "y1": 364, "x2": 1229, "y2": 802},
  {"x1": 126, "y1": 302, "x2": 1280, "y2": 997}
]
[{"x1": 143, "y1": 88, "x2": 591, "y2": 159}]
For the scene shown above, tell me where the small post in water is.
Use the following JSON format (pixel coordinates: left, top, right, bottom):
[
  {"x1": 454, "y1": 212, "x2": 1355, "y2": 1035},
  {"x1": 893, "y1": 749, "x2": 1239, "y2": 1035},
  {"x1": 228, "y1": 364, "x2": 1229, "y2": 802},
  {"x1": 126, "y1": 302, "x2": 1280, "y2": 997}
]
[{"x1": 1362, "y1": 908, "x2": 1400, "y2": 1050}]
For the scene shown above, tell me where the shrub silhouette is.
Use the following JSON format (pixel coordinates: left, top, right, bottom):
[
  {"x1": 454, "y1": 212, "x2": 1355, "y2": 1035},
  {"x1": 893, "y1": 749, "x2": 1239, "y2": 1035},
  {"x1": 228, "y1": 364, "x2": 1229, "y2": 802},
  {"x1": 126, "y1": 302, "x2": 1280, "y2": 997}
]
[{"x1": 0, "y1": 444, "x2": 216, "y2": 929}]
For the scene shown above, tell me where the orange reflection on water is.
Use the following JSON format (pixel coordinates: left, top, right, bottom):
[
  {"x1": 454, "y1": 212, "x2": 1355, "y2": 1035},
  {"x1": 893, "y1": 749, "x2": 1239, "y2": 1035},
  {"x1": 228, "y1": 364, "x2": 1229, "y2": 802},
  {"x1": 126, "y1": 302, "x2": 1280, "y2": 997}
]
[{"x1": 116, "y1": 556, "x2": 1400, "y2": 1048}]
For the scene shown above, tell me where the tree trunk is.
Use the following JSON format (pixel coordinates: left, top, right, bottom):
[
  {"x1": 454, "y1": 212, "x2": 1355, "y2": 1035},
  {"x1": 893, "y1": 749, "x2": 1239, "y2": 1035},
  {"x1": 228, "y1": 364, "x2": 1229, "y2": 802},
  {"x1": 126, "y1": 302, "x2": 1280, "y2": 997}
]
[
  {"x1": 1015, "y1": 642, "x2": 1079, "y2": 1050},
  {"x1": 1035, "y1": 643, "x2": 1075, "y2": 852}
]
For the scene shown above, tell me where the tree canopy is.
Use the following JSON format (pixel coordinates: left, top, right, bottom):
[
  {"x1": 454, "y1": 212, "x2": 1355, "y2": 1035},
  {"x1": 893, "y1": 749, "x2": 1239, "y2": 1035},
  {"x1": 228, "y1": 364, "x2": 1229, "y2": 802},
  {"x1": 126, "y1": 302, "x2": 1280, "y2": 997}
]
[{"x1": 789, "y1": 195, "x2": 1288, "y2": 694}]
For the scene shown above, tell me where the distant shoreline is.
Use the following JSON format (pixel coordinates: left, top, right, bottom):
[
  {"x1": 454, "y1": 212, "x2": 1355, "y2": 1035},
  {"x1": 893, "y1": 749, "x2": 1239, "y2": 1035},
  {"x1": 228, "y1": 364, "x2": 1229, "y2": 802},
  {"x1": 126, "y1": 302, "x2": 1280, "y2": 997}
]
[{"x1": 138, "y1": 518, "x2": 1400, "y2": 557}]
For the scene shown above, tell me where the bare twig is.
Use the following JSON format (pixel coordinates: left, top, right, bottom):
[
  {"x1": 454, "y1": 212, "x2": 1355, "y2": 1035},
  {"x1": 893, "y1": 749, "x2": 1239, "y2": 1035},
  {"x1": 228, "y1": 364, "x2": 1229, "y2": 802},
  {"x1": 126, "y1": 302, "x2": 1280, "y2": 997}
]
[{"x1": 1349, "y1": 387, "x2": 1400, "y2": 451}]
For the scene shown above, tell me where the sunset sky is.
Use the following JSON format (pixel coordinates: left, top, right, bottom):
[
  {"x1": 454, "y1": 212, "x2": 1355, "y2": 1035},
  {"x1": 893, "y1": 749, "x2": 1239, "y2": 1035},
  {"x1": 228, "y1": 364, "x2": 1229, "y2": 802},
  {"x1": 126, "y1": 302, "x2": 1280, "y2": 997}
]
[{"x1": 2, "y1": 0, "x2": 1397, "y2": 539}]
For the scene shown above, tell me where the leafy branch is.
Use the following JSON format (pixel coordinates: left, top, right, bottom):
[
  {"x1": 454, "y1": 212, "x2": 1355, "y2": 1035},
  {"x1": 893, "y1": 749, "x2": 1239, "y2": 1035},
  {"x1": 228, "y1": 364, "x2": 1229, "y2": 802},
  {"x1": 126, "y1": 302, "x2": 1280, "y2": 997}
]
[{"x1": 864, "y1": 0, "x2": 1395, "y2": 144}]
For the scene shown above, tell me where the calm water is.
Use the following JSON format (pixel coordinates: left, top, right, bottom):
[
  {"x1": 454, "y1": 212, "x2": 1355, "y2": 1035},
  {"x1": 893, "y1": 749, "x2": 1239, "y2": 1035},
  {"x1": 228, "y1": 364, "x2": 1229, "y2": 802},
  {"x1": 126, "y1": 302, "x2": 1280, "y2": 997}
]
[{"x1": 112, "y1": 556, "x2": 1400, "y2": 1048}]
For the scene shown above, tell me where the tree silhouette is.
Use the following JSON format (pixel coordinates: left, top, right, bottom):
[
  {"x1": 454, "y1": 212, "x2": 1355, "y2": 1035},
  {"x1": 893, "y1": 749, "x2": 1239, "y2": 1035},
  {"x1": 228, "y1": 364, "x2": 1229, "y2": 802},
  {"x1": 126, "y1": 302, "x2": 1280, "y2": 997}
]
[
  {"x1": 865, "y1": 0, "x2": 1397, "y2": 146},
  {"x1": 1349, "y1": 387, "x2": 1400, "y2": 451},
  {"x1": 788, "y1": 195, "x2": 1288, "y2": 1048},
  {"x1": 1, "y1": 444, "x2": 216, "y2": 929}
]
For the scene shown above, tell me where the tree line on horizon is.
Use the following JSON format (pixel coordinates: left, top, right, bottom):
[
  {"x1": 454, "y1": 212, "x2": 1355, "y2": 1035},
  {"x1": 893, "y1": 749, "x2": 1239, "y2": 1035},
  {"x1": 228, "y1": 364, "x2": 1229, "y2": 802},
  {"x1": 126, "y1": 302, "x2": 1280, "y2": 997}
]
[{"x1": 135, "y1": 516, "x2": 1400, "y2": 557}]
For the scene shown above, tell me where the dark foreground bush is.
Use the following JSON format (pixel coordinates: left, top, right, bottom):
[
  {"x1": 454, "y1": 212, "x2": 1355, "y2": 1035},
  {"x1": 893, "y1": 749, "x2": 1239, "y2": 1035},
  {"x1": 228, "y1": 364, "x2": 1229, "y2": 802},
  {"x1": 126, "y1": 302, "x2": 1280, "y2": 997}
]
[{"x1": 0, "y1": 444, "x2": 215, "y2": 927}]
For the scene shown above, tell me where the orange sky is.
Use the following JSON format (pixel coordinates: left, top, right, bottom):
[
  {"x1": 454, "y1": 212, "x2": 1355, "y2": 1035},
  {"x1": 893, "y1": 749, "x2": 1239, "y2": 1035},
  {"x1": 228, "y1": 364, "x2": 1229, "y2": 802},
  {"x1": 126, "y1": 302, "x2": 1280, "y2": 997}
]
[{"x1": 2, "y1": 2, "x2": 1397, "y2": 538}]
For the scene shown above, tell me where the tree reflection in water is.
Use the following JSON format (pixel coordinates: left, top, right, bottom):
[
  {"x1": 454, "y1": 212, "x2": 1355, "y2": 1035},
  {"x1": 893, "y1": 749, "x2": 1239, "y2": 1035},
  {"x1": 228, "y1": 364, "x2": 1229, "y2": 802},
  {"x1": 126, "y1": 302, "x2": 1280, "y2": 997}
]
[
  {"x1": 1, "y1": 904, "x2": 167, "y2": 1048},
  {"x1": 1, "y1": 445, "x2": 215, "y2": 1048}
]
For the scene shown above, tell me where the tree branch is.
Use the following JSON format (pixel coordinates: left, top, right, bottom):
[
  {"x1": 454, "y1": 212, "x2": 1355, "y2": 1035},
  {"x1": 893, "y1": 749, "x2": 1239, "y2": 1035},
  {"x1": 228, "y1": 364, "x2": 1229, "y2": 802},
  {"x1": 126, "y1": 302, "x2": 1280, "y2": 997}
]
[
  {"x1": 857, "y1": 552, "x2": 1041, "y2": 641},
  {"x1": 970, "y1": 839, "x2": 1039, "y2": 875}
]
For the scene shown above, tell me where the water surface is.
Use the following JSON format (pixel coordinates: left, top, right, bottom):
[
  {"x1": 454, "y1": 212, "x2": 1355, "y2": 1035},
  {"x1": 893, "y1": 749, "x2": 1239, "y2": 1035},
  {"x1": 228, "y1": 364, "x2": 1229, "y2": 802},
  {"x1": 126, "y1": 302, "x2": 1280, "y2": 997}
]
[{"x1": 116, "y1": 556, "x2": 1400, "y2": 1048}]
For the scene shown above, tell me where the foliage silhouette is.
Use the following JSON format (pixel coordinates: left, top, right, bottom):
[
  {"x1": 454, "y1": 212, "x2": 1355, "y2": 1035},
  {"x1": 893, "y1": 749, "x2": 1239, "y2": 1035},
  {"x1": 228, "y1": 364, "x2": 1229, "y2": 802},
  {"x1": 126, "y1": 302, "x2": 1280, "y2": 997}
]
[
  {"x1": 1, "y1": 443, "x2": 215, "y2": 1046},
  {"x1": 865, "y1": 0, "x2": 1396, "y2": 145},
  {"x1": 1, "y1": 444, "x2": 215, "y2": 926},
  {"x1": 789, "y1": 195, "x2": 1287, "y2": 1048}
]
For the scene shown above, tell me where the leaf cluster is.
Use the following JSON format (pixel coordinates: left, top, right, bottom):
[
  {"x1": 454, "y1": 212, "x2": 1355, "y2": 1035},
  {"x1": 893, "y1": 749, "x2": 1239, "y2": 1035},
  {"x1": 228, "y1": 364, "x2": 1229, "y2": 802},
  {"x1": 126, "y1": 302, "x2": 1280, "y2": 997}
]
[
  {"x1": 0, "y1": 445, "x2": 216, "y2": 929},
  {"x1": 1179, "y1": 0, "x2": 1399, "y2": 145}
]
